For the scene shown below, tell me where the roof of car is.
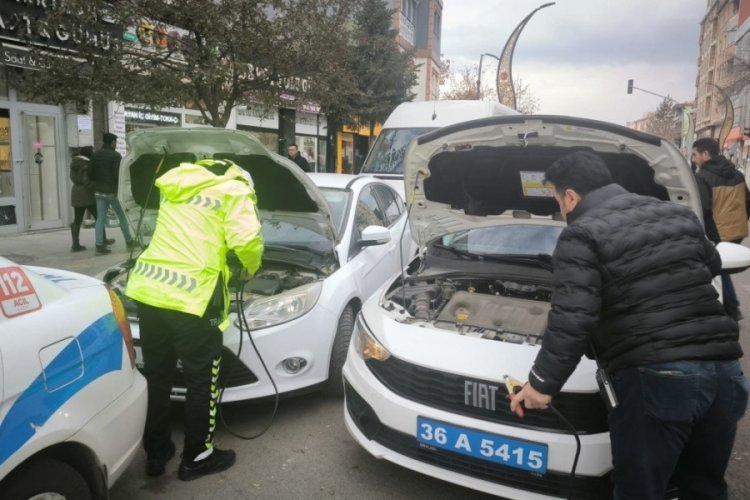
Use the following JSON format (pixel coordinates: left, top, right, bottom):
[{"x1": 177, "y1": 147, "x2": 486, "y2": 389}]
[{"x1": 308, "y1": 173, "x2": 366, "y2": 190}]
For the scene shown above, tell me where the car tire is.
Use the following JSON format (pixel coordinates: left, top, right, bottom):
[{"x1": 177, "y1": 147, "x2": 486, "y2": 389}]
[
  {"x1": 323, "y1": 304, "x2": 355, "y2": 396},
  {"x1": 0, "y1": 458, "x2": 92, "y2": 500}
]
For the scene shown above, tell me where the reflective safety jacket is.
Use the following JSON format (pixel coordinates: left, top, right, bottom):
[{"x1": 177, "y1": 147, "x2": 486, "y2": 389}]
[{"x1": 125, "y1": 160, "x2": 263, "y2": 329}]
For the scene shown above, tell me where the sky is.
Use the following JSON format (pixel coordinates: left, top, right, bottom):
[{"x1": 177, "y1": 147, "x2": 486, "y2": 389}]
[{"x1": 440, "y1": 0, "x2": 707, "y2": 125}]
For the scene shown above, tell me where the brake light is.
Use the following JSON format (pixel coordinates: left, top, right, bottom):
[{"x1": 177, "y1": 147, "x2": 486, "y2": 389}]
[{"x1": 107, "y1": 286, "x2": 136, "y2": 369}]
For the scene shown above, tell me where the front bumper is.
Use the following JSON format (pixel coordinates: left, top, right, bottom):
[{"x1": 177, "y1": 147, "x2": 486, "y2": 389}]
[
  {"x1": 342, "y1": 351, "x2": 614, "y2": 500},
  {"x1": 130, "y1": 300, "x2": 337, "y2": 402}
]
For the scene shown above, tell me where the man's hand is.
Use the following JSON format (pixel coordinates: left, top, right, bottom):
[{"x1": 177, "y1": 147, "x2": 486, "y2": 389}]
[
  {"x1": 509, "y1": 383, "x2": 552, "y2": 418},
  {"x1": 239, "y1": 270, "x2": 254, "y2": 281}
]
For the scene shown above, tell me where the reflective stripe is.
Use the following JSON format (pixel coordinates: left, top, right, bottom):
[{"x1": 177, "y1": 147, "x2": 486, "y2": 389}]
[
  {"x1": 204, "y1": 356, "x2": 222, "y2": 447},
  {"x1": 187, "y1": 195, "x2": 222, "y2": 211},
  {"x1": 132, "y1": 263, "x2": 197, "y2": 292}
]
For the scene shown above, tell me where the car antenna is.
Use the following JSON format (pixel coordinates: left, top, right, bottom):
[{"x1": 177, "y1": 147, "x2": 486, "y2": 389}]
[{"x1": 431, "y1": 100, "x2": 437, "y2": 121}]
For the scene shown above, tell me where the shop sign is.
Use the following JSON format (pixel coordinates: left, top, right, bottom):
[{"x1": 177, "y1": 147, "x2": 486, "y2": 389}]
[
  {"x1": 0, "y1": 44, "x2": 49, "y2": 70},
  {"x1": 124, "y1": 108, "x2": 181, "y2": 125},
  {"x1": 0, "y1": 3, "x2": 117, "y2": 52}
]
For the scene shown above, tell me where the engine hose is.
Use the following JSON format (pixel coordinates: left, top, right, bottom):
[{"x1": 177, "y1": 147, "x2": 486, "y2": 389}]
[
  {"x1": 216, "y1": 284, "x2": 280, "y2": 440},
  {"x1": 413, "y1": 292, "x2": 432, "y2": 320}
]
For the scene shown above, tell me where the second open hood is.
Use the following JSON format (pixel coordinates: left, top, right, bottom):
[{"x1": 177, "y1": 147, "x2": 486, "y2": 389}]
[
  {"x1": 118, "y1": 127, "x2": 335, "y2": 243},
  {"x1": 403, "y1": 115, "x2": 701, "y2": 247}
]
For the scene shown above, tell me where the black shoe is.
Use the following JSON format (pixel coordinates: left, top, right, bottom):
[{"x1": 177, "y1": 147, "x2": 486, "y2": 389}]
[
  {"x1": 71, "y1": 244, "x2": 87, "y2": 252},
  {"x1": 95, "y1": 245, "x2": 112, "y2": 255},
  {"x1": 105, "y1": 237, "x2": 116, "y2": 245},
  {"x1": 146, "y1": 441, "x2": 176, "y2": 477},
  {"x1": 126, "y1": 240, "x2": 140, "y2": 250},
  {"x1": 178, "y1": 448, "x2": 236, "y2": 481}
]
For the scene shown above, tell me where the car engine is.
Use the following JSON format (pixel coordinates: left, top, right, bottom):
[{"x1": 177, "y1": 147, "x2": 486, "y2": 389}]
[{"x1": 385, "y1": 277, "x2": 552, "y2": 345}]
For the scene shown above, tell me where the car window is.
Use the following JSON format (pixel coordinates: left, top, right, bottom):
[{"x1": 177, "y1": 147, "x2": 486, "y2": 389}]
[
  {"x1": 355, "y1": 187, "x2": 388, "y2": 233},
  {"x1": 319, "y1": 187, "x2": 350, "y2": 236},
  {"x1": 360, "y1": 128, "x2": 434, "y2": 174},
  {"x1": 372, "y1": 185, "x2": 402, "y2": 226}
]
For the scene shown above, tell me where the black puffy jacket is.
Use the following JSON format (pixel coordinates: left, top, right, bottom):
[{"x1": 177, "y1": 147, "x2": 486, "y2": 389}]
[{"x1": 528, "y1": 184, "x2": 741, "y2": 395}]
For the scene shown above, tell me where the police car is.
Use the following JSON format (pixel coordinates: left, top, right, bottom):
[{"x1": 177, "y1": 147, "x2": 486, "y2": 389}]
[
  {"x1": 342, "y1": 115, "x2": 750, "y2": 499},
  {"x1": 0, "y1": 257, "x2": 147, "y2": 499}
]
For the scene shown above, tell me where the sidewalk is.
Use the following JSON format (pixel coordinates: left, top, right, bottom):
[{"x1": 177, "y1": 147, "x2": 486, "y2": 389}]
[{"x1": 1, "y1": 227, "x2": 134, "y2": 277}]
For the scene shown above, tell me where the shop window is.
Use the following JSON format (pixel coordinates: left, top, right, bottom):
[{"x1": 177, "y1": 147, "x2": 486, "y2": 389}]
[
  {"x1": 295, "y1": 135, "x2": 317, "y2": 171},
  {"x1": 239, "y1": 126, "x2": 279, "y2": 153},
  {"x1": 0, "y1": 109, "x2": 13, "y2": 200}
]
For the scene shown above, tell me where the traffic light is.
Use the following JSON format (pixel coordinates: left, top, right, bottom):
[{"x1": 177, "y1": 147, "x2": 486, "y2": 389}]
[{"x1": 627, "y1": 79, "x2": 634, "y2": 94}]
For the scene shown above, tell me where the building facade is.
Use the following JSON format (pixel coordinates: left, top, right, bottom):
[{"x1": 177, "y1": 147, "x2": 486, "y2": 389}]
[{"x1": 695, "y1": 0, "x2": 750, "y2": 160}]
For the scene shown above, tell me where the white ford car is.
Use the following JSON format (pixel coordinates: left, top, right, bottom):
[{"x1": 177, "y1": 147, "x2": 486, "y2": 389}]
[
  {"x1": 0, "y1": 257, "x2": 146, "y2": 499},
  {"x1": 342, "y1": 115, "x2": 750, "y2": 500},
  {"x1": 103, "y1": 128, "x2": 412, "y2": 401}
]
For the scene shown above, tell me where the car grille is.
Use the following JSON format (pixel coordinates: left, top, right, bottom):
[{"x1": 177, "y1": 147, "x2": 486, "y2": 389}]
[
  {"x1": 134, "y1": 340, "x2": 258, "y2": 389},
  {"x1": 345, "y1": 382, "x2": 613, "y2": 500},
  {"x1": 366, "y1": 356, "x2": 608, "y2": 434}
]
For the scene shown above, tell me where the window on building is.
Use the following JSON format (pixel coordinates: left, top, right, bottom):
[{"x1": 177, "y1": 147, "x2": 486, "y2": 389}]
[
  {"x1": 402, "y1": 0, "x2": 416, "y2": 22},
  {"x1": 433, "y1": 11, "x2": 441, "y2": 39}
]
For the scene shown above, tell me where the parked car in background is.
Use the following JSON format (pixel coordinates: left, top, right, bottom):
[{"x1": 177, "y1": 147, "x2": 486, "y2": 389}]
[
  {"x1": 358, "y1": 100, "x2": 518, "y2": 197},
  {"x1": 0, "y1": 257, "x2": 146, "y2": 500},
  {"x1": 102, "y1": 128, "x2": 412, "y2": 401},
  {"x1": 343, "y1": 115, "x2": 750, "y2": 500}
]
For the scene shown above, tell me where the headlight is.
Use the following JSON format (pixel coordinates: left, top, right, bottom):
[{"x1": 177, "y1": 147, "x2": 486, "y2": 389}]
[
  {"x1": 236, "y1": 281, "x2": 322, "y2": 330},
  {"x1": 352, "y1": 313, "x2": 390, "y2": 362}
]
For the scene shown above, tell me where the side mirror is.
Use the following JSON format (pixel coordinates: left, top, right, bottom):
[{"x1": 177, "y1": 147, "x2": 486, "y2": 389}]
[
  {"x1": 359, "y1": 225, "x2": 391, "y2": 247},
  {"x1": 717, "y1": 242, "x2": 750, "y2": 274}
]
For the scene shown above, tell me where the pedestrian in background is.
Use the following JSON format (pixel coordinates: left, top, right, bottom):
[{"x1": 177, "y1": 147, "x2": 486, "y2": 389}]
[
  {"x1": 126, "y1": 159, "x2": 263, "y2": 482},
  {"x1": 693, "y1": 137, "x2": 750, "y2": 321},
  {"x1": 89, "y1": 132, "x2": 137, "y2": 255},
  {"x1": 510, "y1": 151, "x2": 747, "y2": 499},
  {"x1": 287, "y1": 143, "x2": 311, "y2": 172},
  {"x1": 69, "y1": 145, "x2": 113, "y2": 252}
]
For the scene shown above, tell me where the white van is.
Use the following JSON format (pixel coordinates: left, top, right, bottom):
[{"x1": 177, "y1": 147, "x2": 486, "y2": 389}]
[{"x1": 358, "y1": 100, "x2": 519, "y2": 196}]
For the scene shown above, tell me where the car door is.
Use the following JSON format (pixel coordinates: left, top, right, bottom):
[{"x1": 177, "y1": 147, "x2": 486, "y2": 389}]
[{"x1": 348, "y1": 185, "x2": 398, "y2": 300}]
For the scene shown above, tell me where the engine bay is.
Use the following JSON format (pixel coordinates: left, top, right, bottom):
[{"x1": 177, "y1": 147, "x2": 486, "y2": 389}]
[{"x1": 385, "y1": 276, "x2": 552, "y2": 345}]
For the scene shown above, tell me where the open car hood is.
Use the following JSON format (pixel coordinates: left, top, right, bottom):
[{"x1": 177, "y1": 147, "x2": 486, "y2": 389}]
[
  {"x1": 118, "y1": 127, "x2": 335, "y2": 243},
  {"x1": 404, "y1": 115, "x2": 701, "y2": 247}
]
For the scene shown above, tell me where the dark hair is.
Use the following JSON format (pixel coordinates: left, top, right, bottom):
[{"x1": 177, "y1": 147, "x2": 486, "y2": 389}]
[
  {"x1": 692, "y1": 138, "x2": 719, "y2": 158},
  {"x1": 288, "y1": 143, "x2": 298, "y2": 149},
  {"x1": 79, "y1": 145, "x2": 94, "y2": 157},
  {"x1": 103, "y1": 132, "x2": 118, "y2": 145},
  {"x1": 544, "y1": 151, "x2": 613, "y2": 196}
]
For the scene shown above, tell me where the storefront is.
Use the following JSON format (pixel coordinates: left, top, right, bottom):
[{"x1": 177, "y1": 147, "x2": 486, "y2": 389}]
[
  {"x1": 0, "y1": 62, "x2": 74, "y2": 235},
  {"x1": 236, "y1": 103, "x2": 281, "y2": 153}
]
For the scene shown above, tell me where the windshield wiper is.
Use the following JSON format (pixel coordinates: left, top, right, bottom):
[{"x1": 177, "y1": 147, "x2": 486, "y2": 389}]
[
  {"x1": 480, "y1": 254, "x2": 553, "y2": 271},
  {"x1": 432, "y1": 243, "x2": 480, "y2": 260}
]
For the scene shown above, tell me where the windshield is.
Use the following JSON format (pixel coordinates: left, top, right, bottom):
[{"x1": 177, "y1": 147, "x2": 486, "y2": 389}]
[
  {"x1": 437, "y1": 224, "x2": 563, "y2": 257},
  {"x1": 319, "y1": 187, "x2": 350, "y2": 236},
  {"x1": 262, "y1": 219, "x2": 335, "y2": 262},
  {"x1": 360, "y1": 127, "x2": 434, "y2": 174}
]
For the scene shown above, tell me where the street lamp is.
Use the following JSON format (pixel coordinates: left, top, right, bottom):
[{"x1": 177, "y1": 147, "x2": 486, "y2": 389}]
[{"x1": 477, "y1": 53, "x2": 500, "y2": 99}]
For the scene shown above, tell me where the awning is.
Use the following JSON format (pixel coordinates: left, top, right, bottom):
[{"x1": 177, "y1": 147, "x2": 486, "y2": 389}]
[{"x1": 723, "y1": 126, "x2": 746, "y2": 147}]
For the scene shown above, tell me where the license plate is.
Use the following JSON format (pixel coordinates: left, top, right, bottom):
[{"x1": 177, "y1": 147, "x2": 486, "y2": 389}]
[{"x1": 416, "y1": 416, "x2": 548, "y2": 474}]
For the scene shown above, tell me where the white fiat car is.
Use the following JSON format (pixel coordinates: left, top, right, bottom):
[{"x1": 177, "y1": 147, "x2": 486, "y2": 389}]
[
  {"x1": 0, "y1": 257, "x2": 146, "y2": 499},
  {"x1": 342, "y1": 115, "x2": 750, "y2": 500},
  {"x1": 103, "y1": 128, "x2": 412, "y2": 401}
]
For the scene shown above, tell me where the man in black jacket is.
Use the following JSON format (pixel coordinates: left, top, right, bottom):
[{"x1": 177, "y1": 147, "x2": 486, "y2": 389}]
[
  {"x1": 90, "y1": 132, "x2": 137, "y2": 255},
  {"x1": 287, "y1": 143, "x2": 311, "y2": 172},
  {"x1": 693, "y1": 137, "x2": 750, "y2": 320},
  {"x1": 510, "y1": 151, "x2": 747, "y2": 500}
]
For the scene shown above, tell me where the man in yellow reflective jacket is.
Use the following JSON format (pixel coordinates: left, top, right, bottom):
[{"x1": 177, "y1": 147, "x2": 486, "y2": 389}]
[{"x1": 126, "y1": 159, "x2": 263, "y2": 481}]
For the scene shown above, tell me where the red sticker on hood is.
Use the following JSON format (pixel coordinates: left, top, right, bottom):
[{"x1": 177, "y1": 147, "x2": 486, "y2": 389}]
[{"x1": 0, "y1": 266, "x2": 42, "y2": 318}]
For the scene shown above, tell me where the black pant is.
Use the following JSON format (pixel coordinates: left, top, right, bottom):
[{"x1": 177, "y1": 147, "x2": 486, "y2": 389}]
[
  {"x1": 136, "y1": 301, "x2": 224, "y2": 462},
  {"x1": 609, "y1": 360, "x2": 748, "y2": 500},
  {"x1": 72, "y1": 205, "x2": 97, "y2": 226}
]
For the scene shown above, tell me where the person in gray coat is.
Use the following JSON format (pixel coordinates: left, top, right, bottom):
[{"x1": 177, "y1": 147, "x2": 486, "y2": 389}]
[{"x1": 69, "y1": 146, "x2": 112, "y2": 251}]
